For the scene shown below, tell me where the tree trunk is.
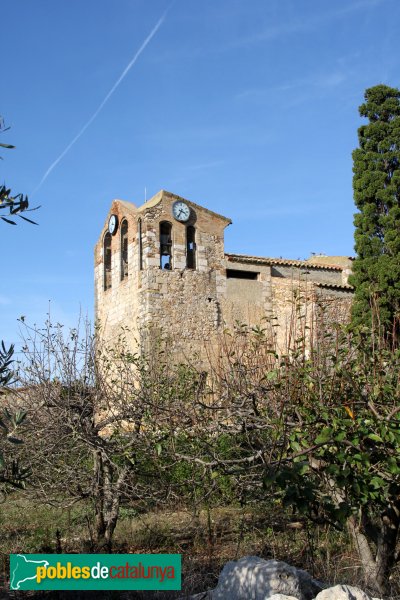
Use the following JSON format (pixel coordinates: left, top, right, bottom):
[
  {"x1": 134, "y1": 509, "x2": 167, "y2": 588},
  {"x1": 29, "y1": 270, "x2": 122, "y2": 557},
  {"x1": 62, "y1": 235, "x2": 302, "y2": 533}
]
[
  {"x1": 93, "y1": 450, "x2": 106, "y2": 545},
  {"x1": 374, "y1": 503, "x2": 400, "y2": 593},
  {"x1": 92, "y1": 449, "x2": 129, "y2": 552},
  {"x1": 103, "y1": 465, "x2": 129, "y2": 551},
  {"x1": 347, "y1": 503, "x2": 400, "y2": 595}
]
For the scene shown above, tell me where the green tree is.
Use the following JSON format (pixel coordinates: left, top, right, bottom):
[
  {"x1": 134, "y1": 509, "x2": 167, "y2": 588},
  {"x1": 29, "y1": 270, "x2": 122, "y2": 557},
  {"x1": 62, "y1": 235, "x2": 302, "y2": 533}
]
[
  {"x1": 0, "y1": 116, "x2": 38, "y2": 225},
  {"x1": 164, "y1": 307, "x2": 400, "y2": 595},
  {"x1": 271, "y1": 331, "x2": 400, "y2": 596},
  {"x1": 0, "y1": 115, "x2": 37, "y2": 496},
  {"x1": 350, "y1": 85, "x2": 400, "y2": 340},
  {"x1": 0, "y1": 343, "x2": 29, "y2": 497}
]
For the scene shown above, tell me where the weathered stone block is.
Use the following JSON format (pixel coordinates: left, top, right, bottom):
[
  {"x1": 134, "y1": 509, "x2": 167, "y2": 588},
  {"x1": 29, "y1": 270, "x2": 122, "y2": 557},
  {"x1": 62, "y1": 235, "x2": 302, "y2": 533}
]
[{"x1": 315, "y1": 585, "x2": 376, "y2": 600}]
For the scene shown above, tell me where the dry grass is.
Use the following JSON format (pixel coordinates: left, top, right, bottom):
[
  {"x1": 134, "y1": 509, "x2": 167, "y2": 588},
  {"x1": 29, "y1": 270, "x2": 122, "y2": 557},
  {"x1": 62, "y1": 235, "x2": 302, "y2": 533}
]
[{"x1": 1, "y1": 497, "x2": 400, "y2": 599}]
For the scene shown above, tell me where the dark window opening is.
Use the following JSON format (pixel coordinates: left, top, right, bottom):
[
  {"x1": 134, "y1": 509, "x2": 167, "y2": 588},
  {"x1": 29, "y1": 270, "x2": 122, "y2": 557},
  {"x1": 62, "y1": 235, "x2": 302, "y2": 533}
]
[
  {"x1": 121, "y1": 220, "x2": 129, "y2": 280},
  {"x1": 104, "y1": 232, "x2": 112, "y2": 290},
  {"x1": 186, "y1": 225, "x2": 196, "y2": 269},
  {"x1": 160, "y1": 221, "x2": 172, "y2": 270},
  {"x1": 226, "y1": 269, "x2": 259, "y2": 280},
  {"x1": 138, "y1": 218, "x2": 143, "y2": 271},
  {"x1": 271, "y1": 266, "x2": 284, "y2": 278}
]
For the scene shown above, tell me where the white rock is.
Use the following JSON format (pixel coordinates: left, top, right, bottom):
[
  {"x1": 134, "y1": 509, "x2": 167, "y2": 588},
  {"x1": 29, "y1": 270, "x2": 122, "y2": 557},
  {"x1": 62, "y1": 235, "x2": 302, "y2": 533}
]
[
  {"x1": 180, "y1": 559, "x2": 383, "y2": 600},
  {"x1": 209, "y1": 556, "x2": 323, "y2": 600},
  {"x1": 267, "y1": 595, "x2": 300, "y2": 600},
  {"x1": 315, "y1": 584, "x2": 374, "y2": 600}
]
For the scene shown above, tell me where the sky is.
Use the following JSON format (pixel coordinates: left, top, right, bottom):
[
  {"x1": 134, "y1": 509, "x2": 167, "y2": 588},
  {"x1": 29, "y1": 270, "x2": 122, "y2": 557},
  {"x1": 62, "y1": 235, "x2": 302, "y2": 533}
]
[{"x1": 2, "y1": 0, "x2": 399, "y2": 350}]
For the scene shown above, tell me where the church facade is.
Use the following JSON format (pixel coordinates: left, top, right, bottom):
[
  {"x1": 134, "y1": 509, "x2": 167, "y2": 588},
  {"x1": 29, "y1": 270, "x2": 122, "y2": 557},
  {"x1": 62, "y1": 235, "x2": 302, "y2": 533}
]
[{"x1": 94, "y1": 190, "x2": 353, "y2": 359}]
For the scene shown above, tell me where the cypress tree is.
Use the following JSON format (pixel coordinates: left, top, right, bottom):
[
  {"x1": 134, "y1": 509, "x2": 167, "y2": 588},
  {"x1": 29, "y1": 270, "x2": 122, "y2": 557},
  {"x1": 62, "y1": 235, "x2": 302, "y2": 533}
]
[{"x1": 350, "y1": 84, "x2": 400, "y2": 339}]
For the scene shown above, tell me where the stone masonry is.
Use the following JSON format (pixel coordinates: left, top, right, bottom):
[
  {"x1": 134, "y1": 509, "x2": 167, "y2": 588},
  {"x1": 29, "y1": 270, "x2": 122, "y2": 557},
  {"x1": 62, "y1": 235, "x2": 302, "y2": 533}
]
[{"x1": 94, "y1": 190, "x2": 353, "y2": 359}]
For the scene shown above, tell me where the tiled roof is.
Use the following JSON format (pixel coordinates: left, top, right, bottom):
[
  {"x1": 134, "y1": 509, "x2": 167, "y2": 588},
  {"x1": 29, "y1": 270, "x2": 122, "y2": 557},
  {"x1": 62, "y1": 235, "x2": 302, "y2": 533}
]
[
  {"x1": 225, "y1": 253, "x2": 344, "y2": 271},
  {"x1": 315, "y1": 282, "x2": 354, "y2": 291}
]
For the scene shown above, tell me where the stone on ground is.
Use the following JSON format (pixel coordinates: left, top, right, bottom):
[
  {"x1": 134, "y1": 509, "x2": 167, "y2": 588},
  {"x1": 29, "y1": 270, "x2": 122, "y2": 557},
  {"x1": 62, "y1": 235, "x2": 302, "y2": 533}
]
[
  {"x1": 209, "y1": 556, "x2": 323, "y2": 600},
  {"x1": 181, "y1": 558, "x2": 384, "y2": 600},
  {"x1": 267, "y1": 595, "x2": 301, "y2": 600},
  {"x1": 315, "y1": 584, "x2": 375, "y2": 600}
]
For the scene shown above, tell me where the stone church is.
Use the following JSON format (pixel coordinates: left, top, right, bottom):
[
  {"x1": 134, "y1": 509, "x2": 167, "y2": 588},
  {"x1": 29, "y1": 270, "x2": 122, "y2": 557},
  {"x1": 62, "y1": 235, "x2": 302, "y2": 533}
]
[{"x1": 95, "y1": 190, "x2": 353, "y2": 359}]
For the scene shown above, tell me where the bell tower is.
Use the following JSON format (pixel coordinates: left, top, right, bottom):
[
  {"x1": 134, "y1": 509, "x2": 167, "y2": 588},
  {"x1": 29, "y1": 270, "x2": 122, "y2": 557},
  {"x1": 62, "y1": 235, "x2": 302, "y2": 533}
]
[{"x1": 94, "y1": 190, "x2": 231, "y2": 359}]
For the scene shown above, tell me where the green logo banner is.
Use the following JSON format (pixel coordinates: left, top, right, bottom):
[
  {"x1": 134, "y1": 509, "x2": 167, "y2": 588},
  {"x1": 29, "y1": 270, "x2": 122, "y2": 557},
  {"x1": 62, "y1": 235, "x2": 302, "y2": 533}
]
[{"x1": 10, "y1": 553, "x2": 181, "y2": 591}]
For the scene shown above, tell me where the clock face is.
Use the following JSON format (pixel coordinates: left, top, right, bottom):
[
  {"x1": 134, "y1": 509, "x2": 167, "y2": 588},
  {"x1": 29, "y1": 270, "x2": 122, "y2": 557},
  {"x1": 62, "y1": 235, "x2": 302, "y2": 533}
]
[
  {"x1": 108, "y1": 214, "x2": 118, "y2": 235},
  {"x1": 172, "y1": 201, "x2": 190, "y2": 222}
]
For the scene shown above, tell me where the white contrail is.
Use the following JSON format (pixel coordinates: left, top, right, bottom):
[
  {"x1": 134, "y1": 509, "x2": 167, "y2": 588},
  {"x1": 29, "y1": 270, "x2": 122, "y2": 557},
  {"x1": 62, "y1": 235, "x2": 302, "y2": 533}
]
[{"x1": 32, "y1": 9, "x2": 169, "y2": 195}]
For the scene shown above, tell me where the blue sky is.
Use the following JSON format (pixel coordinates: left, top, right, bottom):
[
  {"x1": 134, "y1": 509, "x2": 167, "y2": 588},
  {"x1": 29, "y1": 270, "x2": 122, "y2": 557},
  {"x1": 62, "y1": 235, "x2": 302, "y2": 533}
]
[{"x1": 2, "y1": 0, "x2": 399, "y2": 349}]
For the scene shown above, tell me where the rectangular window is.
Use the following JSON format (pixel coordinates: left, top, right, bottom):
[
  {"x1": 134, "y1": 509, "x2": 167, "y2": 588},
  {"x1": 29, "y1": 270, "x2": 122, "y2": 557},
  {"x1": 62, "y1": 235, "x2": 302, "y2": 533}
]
[
  {"x1": 226, "y1": 269, "x2": 259, "y2": 280},
  {"x1": 138, "y1": 218, "x2": 143, "y2": 271},
  {"x1": 186, "y1": 226, "x2": 196, "y2": 269},
  {"x1": 121, "y1": 220, "x2": 129, "y2": 280},
  {"x1": 104, "y1": 232, "x2": 112, "y2": 290},
  {"x1": 160, "y1": 222, "x2": 172, "y2": 270}
]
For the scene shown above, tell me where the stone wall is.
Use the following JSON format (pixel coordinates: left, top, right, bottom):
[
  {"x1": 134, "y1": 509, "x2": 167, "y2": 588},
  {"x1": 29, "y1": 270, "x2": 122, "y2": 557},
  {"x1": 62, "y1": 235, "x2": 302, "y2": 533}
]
[
  {"x1": 94, "y1": 190, "x2": 354, "y2": 362},
  {"x1": 221, "y1": 264, "x2": 272, "y2": 329},
  {"x1": 271, "y1": 264, "x2": 343, "y2": 285},
  {"x1": 271, "y1": 277, "x2": 352, "y2": 353},
  {"x1": 95, "y1": 191, "x2": 232, "y2": 362},
  {"x1": 270, "y1": 278, "x2": 314, "y2": 353},
  {"x1": 138, "y1": 269, "x2": 221, "y2": 361},
  {"x1": 135, "y1": 192, "x2": 230, "y2": 361},
  {"x1": 94, "y1": 200, "x2": 141, "y2": 355}
]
